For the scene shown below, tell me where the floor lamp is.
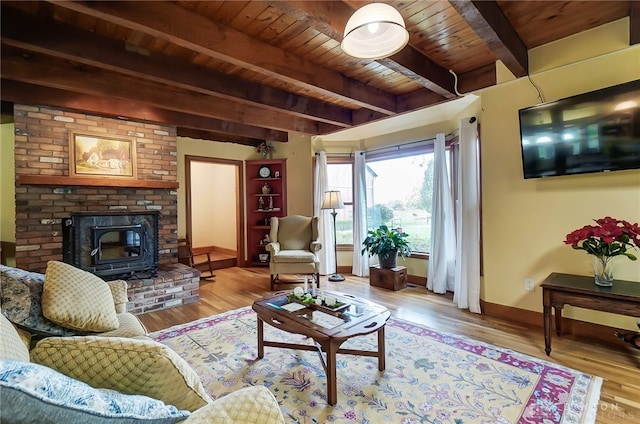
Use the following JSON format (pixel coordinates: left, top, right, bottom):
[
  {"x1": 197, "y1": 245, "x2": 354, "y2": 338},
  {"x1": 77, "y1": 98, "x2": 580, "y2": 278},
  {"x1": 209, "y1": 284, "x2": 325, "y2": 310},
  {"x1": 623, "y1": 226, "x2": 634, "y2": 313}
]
[{"x1": 321, "y1": 190, "x2": 345, "y2": 282}]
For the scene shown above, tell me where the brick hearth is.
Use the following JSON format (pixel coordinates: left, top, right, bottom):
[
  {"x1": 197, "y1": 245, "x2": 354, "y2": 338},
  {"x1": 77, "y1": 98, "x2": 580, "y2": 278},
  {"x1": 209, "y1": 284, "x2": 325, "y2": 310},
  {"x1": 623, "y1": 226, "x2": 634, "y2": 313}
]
[{"x1": 126, "y1": 263, "x2": 200, "y2": 315}]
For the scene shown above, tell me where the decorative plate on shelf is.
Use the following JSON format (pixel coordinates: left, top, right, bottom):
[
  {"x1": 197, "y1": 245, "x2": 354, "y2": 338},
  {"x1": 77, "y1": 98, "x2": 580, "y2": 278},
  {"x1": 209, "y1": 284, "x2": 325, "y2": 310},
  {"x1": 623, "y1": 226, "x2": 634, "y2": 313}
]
[{"x1": 258, "y1": 166, "x2": 271, "y2": 178}]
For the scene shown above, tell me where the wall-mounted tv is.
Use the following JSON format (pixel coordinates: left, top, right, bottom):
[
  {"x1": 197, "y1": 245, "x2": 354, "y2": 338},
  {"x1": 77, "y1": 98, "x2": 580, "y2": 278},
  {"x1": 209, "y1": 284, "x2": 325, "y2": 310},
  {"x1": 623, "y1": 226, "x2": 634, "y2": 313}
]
[{"x1": 519, "y1": 79, "x2": 640, "y2": 179}]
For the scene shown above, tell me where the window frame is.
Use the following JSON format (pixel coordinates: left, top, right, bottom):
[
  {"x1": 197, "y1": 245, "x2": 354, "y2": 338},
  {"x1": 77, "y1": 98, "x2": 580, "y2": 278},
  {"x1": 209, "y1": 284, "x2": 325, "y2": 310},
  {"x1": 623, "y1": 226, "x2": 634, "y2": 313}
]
[
  {"x1": 326, "y1": 157, "x2": 355, "y2": 250},
  {"x1": 322, "y1": 138, "x2": 458, "y2": 259},
  {"x1": 364, "y1": 143, "x2": 453, "y2": 259}
]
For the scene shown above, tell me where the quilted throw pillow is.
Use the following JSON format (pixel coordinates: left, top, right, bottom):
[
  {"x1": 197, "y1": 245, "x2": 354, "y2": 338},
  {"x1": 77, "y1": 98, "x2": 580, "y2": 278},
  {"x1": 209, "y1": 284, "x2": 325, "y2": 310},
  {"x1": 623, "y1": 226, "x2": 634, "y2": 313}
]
[
  {"x1": 0, "y1": 265, "x2": 77, "y2": 337},
  {"x1": 42, "y1": 261, "x2": 119, "y2": 332},
  {"x1": 186, "y1": 387, "x2": 285, "y2": 424},
  {"x1": 0, "y1": 314, "x2": 30, "y2": 362},
  {"x1": 0, "y1": 359, "x2": 191, "y2": 424},
  {"x1": 31, "y1": 336, "x2": 211, "y2": 412}
]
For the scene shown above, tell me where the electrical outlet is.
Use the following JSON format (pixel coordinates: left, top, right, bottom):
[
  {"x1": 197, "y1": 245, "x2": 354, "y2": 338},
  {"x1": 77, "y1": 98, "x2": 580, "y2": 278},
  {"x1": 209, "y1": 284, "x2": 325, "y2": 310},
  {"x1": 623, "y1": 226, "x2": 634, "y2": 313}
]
[{"x1": 524, "y1": 278, "x2": 535, "y2": 292}]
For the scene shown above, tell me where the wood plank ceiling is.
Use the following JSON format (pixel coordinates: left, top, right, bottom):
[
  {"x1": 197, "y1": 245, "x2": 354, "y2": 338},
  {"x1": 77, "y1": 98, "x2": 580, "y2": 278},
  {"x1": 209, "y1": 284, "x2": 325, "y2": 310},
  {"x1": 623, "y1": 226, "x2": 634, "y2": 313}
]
[{"x1": 1, "y1": 1, "x2": 637, "y2": 146}]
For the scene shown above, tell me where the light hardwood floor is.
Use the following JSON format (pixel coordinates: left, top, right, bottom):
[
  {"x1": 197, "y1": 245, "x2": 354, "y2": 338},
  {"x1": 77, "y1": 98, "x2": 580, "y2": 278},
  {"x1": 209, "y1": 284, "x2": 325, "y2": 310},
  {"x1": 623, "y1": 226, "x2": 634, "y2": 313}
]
[{"x1": 138, "y1": 267, "x2": 640, "y2": 424}]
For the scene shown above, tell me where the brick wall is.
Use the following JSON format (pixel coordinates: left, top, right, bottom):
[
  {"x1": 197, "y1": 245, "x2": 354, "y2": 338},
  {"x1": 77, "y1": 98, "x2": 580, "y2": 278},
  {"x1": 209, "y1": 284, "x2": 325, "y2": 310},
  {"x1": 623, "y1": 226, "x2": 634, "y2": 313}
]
[
  {"x1": 126, "y1": 263, "x2": 200, "y2": 315},
  {"x1": 12, "y1": 104, "x2": 196, "y2": 313}
]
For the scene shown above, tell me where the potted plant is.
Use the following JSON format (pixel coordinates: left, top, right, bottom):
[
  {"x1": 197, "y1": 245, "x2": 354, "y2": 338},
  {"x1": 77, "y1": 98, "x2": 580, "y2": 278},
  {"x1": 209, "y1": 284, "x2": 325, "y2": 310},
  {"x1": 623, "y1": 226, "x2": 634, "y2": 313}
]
[{"x1": 361, "y1": 225, "x2": 411, "y2": 269}]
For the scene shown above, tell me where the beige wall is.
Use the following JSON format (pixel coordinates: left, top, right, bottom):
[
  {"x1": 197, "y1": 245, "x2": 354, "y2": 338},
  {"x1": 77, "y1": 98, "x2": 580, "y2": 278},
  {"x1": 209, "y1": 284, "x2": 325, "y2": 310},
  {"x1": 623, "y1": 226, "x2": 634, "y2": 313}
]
[
  {"x1": 190, "y1": 161, "x2": 237, "y2": 250},
  {"x1": 479, "y1": 18, "x2": 640, "y2": 330},
  {"x1": 0, "y1": 123, "x2": 16, "y2": 265},
  {"x1": 0, "y1": 124, "x2": 16, "y2": 265},
  {"x1": 0, "y1": 124, "x2": 15, "y2": 239},
  {"x1": 279, "y1": 132, "x2": 315, "y2": 216}
]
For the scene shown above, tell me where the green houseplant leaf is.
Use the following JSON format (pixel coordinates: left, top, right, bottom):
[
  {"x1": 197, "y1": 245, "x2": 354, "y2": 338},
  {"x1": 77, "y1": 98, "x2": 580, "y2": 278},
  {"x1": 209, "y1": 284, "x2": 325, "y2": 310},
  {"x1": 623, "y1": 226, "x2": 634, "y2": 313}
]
[{"x1": 361, "y1": 225, "x2": 412, "y2": 261}]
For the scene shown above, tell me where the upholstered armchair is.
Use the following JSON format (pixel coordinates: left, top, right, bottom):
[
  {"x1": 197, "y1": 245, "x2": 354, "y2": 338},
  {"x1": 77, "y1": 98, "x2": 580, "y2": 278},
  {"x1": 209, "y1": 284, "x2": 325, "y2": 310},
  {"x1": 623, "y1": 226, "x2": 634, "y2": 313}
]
[{"x1": 265, "y1": 215, "x2": 321, "y2": 290}]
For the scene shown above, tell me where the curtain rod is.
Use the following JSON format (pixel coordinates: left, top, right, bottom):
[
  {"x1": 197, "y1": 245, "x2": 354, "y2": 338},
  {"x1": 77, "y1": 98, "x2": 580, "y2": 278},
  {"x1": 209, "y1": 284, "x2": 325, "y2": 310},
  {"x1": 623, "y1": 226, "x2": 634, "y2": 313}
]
[
  {"x1": 314, "y1": 129, "x2": 458, "y2": 157},
  {"x1": 364, "y1": 128, "x2": 458, "y2": 155},
  {"x1": 316, "y1": 117, "x2": 475, "y2": 156}
]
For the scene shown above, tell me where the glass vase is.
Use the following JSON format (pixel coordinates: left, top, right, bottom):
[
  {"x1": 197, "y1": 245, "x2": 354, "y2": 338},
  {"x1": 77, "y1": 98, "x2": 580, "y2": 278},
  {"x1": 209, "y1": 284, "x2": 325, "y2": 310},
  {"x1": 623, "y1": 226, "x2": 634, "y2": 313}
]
[{"x1": 592, "y1": 256, "x2": 615, "y2": 287}]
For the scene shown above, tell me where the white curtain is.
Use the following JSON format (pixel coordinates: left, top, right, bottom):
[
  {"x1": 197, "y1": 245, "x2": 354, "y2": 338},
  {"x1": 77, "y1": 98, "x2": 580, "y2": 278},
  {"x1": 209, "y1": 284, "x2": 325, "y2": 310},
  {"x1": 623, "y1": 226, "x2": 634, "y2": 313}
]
[
  {"x1": 351, "y1": 151, "x2": 369, "y2": 277},
  {"x1": 453, "y1": 118, "x2": 481, "y2": 313},
  {"x1": 313, "y1": 152, "x2": 333, "y2": 275},
  {"x1": 427, "y1": 133, "x2": 456, "y2": 293}
]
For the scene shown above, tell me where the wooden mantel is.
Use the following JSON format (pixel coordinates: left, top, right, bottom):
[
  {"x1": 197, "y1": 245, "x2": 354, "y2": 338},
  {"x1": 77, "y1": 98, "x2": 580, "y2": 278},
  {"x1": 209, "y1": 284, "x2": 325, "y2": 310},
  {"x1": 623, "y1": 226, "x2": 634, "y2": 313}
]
[{"x1": 18, "y1": 175, "x2": 179, "y2": 189}]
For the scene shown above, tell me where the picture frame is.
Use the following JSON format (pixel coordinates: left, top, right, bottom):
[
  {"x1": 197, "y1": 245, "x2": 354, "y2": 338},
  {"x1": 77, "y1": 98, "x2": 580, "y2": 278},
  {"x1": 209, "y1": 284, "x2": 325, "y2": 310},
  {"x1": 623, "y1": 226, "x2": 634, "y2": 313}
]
[{"x1": 69, "y1": 131, "x2": 137, "y2": 179}]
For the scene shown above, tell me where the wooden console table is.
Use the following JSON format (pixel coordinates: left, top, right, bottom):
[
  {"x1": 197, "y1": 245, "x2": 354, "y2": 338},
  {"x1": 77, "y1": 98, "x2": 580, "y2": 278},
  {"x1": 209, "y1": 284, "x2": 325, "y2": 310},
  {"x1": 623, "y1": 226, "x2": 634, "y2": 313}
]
[{"x1": 541, "y1": 272, "x2": 640, "y2": 356}]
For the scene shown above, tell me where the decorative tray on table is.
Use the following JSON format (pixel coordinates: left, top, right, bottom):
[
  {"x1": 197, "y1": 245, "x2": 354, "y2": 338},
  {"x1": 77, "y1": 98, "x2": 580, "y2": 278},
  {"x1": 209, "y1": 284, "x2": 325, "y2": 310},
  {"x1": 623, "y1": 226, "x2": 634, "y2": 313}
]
[{"x1": 287, "y1": 292, "x2": 350, "y2": 314}]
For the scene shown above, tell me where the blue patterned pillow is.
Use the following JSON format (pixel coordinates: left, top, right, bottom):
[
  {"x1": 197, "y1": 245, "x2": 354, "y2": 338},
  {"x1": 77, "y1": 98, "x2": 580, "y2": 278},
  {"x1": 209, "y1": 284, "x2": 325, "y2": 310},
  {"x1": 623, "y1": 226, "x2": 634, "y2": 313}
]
[
  {"x1": 0, "y1": 359, "x2": 191, "y2": 424},
  {"x1": 0, "y1": 265, "x2": 78, "y2": 337}
]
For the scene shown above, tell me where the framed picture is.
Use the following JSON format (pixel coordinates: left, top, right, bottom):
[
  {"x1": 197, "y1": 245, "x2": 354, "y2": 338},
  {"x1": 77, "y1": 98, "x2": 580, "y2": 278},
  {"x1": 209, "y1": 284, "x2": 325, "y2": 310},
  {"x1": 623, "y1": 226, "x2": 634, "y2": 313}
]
[{"x1": 69, "y1": 131, "x2": 137, "y2": 179}]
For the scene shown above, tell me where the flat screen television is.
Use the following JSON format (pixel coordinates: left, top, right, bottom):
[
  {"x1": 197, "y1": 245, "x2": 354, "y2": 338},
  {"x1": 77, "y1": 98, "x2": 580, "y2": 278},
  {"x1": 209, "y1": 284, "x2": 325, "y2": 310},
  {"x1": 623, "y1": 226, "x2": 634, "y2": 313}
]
[{"x1": 519, "y1": 79, "x2": 640, "y2": 179}]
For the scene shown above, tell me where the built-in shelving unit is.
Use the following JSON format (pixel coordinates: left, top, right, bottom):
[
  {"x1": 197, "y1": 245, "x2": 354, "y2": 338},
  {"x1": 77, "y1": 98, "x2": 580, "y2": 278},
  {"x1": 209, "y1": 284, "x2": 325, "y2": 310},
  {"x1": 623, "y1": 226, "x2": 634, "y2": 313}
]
[{"x1": 245, "y1": 159, "x2": 287, "y2": 266}]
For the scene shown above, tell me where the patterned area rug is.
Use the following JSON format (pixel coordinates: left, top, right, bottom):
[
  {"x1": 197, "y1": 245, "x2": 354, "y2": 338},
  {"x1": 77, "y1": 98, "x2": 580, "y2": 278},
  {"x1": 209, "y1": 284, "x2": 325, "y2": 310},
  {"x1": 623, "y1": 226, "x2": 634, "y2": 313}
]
[{"x1": 150, "y1": 307, "x2": 602, "y2": 424}]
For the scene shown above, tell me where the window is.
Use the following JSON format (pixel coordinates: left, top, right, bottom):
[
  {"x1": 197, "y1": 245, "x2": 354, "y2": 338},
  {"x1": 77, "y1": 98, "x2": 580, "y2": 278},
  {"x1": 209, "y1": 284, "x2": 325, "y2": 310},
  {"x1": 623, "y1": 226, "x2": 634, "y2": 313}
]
[
  {"x1": 366, "y1": 151, "x2": 449, "y2": 254},
  {"x1": 326, "y1": 143, "x2": 454, "y2": 255},
  {"x1": 326, "y1": 161, "x2": 353, "y2": 245}
]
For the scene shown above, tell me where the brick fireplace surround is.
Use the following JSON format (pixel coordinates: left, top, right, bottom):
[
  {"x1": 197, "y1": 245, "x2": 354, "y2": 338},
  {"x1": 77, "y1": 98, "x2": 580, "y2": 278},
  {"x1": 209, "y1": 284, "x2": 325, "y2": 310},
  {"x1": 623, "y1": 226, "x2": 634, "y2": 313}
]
[{"x1": 12, "y1": 104, "x2": 199, "y2": 314}]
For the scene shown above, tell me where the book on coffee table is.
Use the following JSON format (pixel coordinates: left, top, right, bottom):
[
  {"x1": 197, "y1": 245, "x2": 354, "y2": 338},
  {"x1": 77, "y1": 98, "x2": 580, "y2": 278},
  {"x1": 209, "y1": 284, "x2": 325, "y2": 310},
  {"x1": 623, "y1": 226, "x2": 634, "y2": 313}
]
[
  {"x1": 280, "y1": 303, "x2": 307, "y2": 312},
  {"x1": 309, "y1": 310, "x2": 345, "y2": 329}
]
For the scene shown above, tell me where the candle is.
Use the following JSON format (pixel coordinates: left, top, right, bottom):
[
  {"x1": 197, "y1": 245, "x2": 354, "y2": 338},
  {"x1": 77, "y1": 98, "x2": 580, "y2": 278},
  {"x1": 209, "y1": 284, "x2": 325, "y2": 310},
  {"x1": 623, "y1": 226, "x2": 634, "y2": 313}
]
[{"x1": 304, "y1": 276, "x2": 308, "y2": 293}]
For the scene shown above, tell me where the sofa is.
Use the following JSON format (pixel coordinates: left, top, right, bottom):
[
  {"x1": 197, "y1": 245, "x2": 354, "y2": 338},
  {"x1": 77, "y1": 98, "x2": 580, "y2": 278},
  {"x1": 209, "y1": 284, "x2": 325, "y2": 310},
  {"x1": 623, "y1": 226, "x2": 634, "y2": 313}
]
[
  {"x1": 0, "y1": 263, "x2": 148, "y2": 339},
  {"x1": 0, "y1": 262, "x2": 285, "y2": 423}
]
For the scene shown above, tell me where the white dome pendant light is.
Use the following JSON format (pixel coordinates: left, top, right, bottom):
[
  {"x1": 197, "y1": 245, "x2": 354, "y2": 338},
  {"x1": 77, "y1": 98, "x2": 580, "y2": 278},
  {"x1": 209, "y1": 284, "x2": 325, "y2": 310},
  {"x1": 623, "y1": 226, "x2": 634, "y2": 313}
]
[{"x1": 341, "y1": 3, "x2": 409, "y2": 60}]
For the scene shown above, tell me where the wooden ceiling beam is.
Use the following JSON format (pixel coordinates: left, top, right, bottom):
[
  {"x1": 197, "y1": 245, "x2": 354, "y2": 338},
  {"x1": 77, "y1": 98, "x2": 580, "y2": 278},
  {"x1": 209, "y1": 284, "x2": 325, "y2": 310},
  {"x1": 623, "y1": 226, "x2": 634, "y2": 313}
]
[
  {"x1": 177, "y1": 128, "x2": 264, "y2": 146},
  {"x1": 450, "y1": 0, "x2": 528, "y2": 77},
  {"x1": 1, "y1": 46, "x2": 337, "y2": 135},
  {"x1": 397, "y1": 90, "x2": 448, "y2": 114},
  {"x1": 0, "y1": 6, "x2": 352, "y2": 129},
  {"x1": 1, "y1": 80, "x2": 288, "y2": 143},
  {"x1": 381, "y1": 49, "x2": 457, "y2": 100},
  {"x1": 269, "y1": 1, "x2": 457, "y2": 100},
  {"x1": 47, "y1": 0, "x2": 398, "y2": 115},
  {"x1": 457, "y1": 63, "x2": 497, "y2": 94}
]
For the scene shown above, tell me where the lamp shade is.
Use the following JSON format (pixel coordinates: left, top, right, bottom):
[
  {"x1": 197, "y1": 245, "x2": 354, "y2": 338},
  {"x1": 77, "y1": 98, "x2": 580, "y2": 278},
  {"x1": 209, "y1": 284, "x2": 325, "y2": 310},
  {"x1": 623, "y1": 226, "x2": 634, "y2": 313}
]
[
  {"x1": 341, "y1": 3, "x2": 409, "y2": 60},
  {"x1": 321, "y1": 191, "x2": 344, "y2": 210}
]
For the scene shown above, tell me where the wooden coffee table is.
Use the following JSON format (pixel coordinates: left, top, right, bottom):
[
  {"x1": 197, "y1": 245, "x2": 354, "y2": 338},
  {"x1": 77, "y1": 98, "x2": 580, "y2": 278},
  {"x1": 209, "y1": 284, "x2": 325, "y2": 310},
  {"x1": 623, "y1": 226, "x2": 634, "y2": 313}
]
[{"x1": 252, "y1": 290, "x2": 390, "y2": 405}]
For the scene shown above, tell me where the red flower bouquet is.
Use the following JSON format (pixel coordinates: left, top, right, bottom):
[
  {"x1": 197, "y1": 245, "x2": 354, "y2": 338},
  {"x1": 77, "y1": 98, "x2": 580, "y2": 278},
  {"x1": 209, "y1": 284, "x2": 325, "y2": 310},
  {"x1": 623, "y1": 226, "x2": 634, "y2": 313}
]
[
  {"x1": 564, "y1": 217, "x2": 640, "y2": 259},
  {"x1": 564, "y1": 217, "x2": 640, "y2": 286}
]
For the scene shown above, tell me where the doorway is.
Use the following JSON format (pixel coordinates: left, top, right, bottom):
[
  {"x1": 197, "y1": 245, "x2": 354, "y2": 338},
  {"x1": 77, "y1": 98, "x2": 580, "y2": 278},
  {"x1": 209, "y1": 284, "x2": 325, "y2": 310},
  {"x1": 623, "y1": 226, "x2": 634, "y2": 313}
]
[{"x1": 185, "y1": 155, "x2": 244, "y2": 269}]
